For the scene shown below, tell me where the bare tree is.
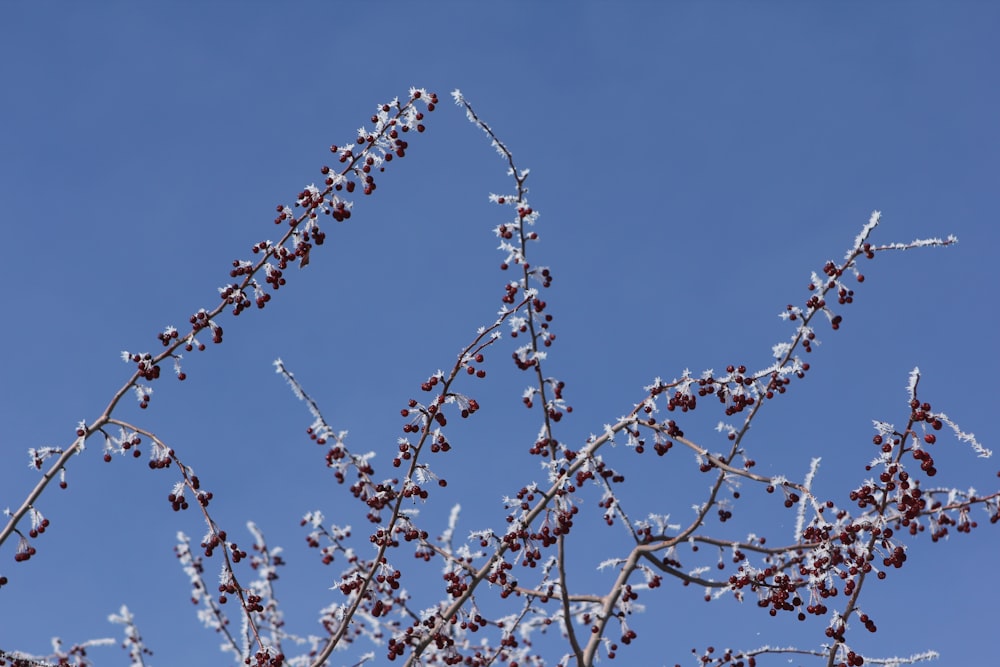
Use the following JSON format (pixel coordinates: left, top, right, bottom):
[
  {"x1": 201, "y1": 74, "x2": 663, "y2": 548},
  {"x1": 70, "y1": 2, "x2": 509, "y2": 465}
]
[{"x1": 1, "y1": 89, "x2": 995, "y2": 667}]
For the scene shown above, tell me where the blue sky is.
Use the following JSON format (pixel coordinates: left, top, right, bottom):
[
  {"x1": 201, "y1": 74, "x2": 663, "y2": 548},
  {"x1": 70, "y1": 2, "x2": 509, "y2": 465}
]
[{"x1": 1, "y1": 3, "x2": 998, "y2": 666}]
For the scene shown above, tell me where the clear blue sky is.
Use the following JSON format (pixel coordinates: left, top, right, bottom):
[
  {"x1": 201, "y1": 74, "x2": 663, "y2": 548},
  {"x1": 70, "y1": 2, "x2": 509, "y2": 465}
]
[{"x1": 1, "y1": 3, "x2": 997, "y2": 666}]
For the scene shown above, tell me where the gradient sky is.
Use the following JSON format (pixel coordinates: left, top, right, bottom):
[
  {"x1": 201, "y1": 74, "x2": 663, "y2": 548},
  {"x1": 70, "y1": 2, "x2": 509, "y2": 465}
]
[{"x1": 1, "y1": 4, "x2": 998, "y2": 666}]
